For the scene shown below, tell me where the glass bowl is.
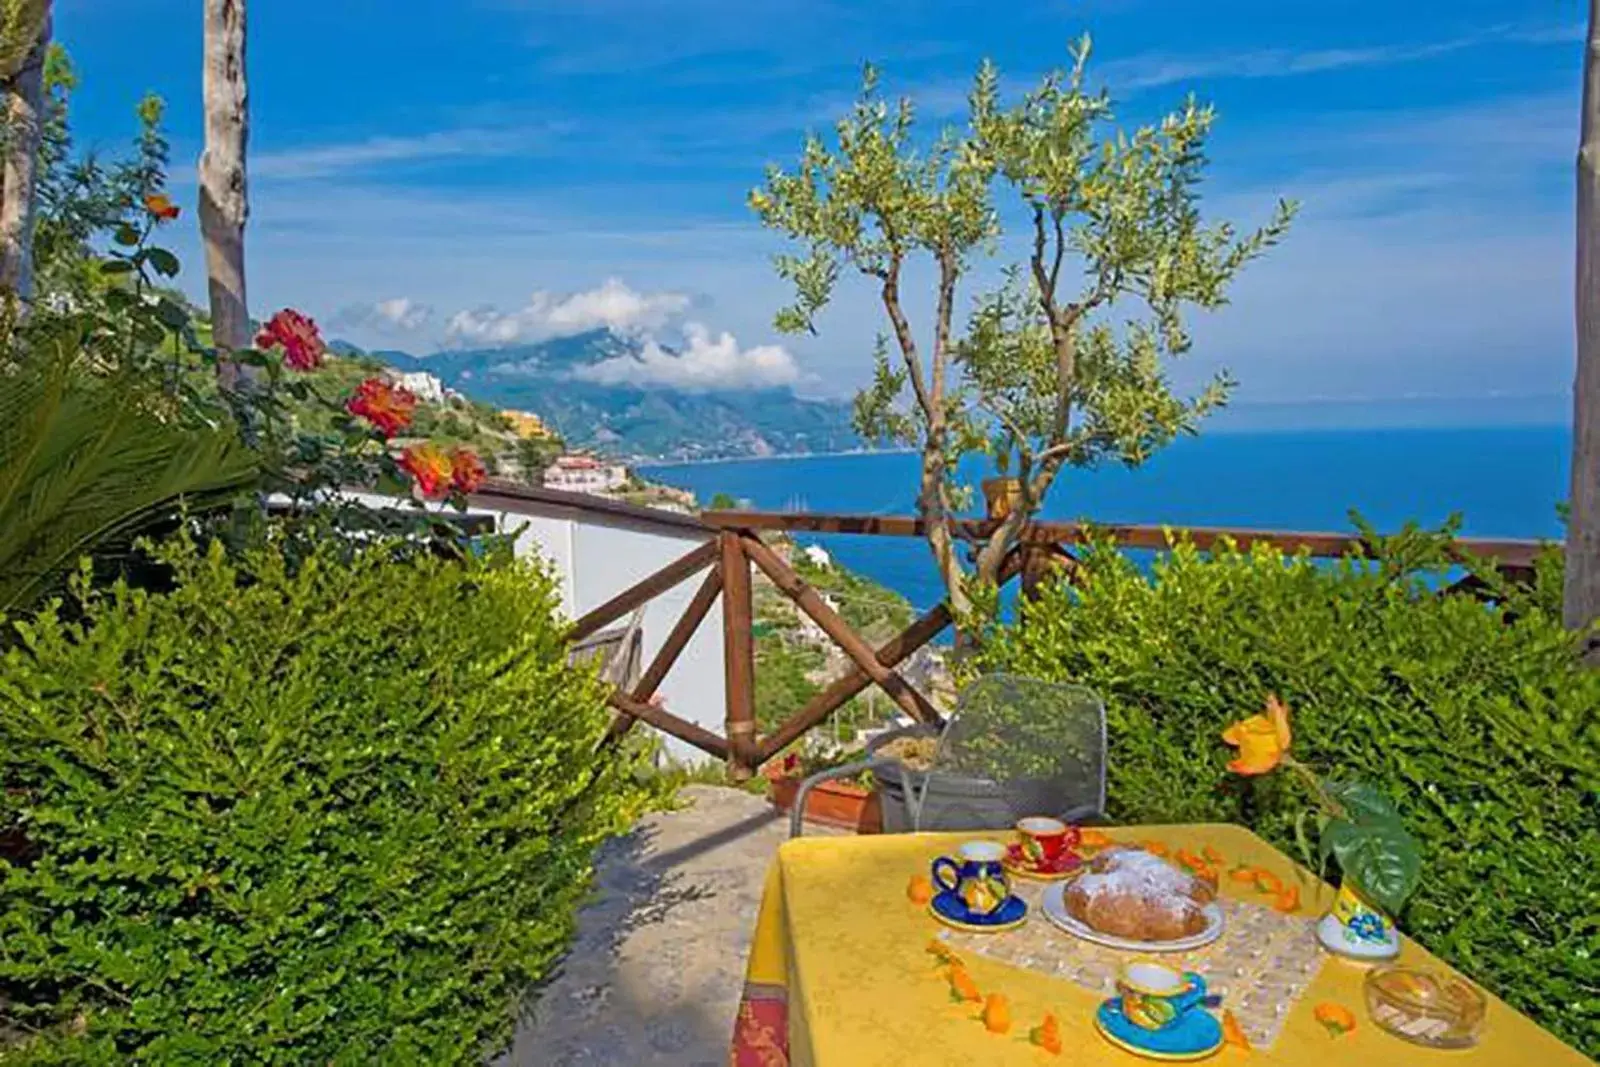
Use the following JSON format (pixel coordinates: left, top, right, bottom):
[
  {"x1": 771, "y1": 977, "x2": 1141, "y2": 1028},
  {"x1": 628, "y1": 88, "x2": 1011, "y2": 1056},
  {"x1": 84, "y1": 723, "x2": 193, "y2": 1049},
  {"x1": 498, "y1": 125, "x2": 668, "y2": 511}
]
[{"x1": 1363, "y1": 965, "x2": 1486, "y2": 1049}]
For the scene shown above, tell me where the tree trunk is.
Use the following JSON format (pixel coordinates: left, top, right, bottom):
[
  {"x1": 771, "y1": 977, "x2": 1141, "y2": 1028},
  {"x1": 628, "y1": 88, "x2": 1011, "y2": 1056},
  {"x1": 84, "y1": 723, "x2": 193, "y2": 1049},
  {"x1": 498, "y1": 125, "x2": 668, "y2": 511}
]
[
  {"x1": 199, "y1": 0, "x2": 253, "y2": 385},
  {"x1": 1567, "y1": 0, "x2": 1600, "y2": 663},
  {"x1": 0, "y1": 7, "x2": 49, "y2": 303}
]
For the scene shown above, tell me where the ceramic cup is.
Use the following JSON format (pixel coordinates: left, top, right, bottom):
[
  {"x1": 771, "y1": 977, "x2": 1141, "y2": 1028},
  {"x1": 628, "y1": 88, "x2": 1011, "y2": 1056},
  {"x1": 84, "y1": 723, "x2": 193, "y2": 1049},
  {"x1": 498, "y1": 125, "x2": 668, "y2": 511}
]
[
  {"x1": 931, "y1": 840, "x2": 1011, "y2": 917},
  {"x1": 1116, "y1": 960, "x2": 1210, "y2": 1031},
  {"x1": 1016, "y1": 816, "x2": 1079, "y2": 869}
]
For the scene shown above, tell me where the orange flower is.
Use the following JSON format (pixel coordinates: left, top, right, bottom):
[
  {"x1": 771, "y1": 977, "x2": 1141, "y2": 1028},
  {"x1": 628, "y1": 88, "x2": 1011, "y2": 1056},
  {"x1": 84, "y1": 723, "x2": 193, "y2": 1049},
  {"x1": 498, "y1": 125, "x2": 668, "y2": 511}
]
[
  {"x1": 1229, "y1": 866, "x2": 1261, "y2": 884},
  {"x1": 927, "y1": 939, "x2": 962, "y2": 967},
  {"x1": 1273, "y1": 885, "x2": 1301, "y2": 913},
  {"x1": 1314, "y1": 1001, "x2": 1357, "y2": 1036},
  {"x1": 982, "y1": 993, "x2": 1011, "y2": 1034},
  {"x1": 1221, "y1": 694, "x2": 1293, "y2": 775},
  {"x1": 1031, "y1": 1012, "x2": 1063, "y2": 1055},
  {"x1": 449, "y1": 448, "x2": 487, "y2": 493},
  {"x1": 1079, "y1": 829, "x2": 1111, "y2": 849},
  {"x1": 1254, "y1": 870, "x2": 1285, "y2": 896},
  {"x1": 143, "y1": 192, "x2": 180, "y2": 221},
  {"x1": 1175, "y1": 848, "x2": 1205, "y2": 872},
  {"x1": 345, "y1": 378, "x2": 417, "y2": 438},
  {"x1": 949, "y1": 965, "x2": 981, "y2": 1003},
  {"x1": 907, "y1": 874, "x2": 933, "y2": 905},
  {"x1": 254, "y1": 308, "x2": 326, "y2": 371},
  {"x1": 1203, "y1": 846, "x2": 1225, "y2": 865},
  {"x1": 1140, "y1": 840, "x2": 1170, "y2": 858},
  {"x1": 399, "y1": 443, "x2": 454, "y2": 500},
  {"x1": 1221, "y1": 1009, "x2": 1252, "y2": 1050}
]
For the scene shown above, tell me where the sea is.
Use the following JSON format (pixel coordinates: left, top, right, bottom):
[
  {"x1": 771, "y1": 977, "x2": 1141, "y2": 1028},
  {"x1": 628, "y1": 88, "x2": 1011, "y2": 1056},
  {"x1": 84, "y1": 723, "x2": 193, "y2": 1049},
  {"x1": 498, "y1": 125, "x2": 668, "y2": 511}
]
[{"x1": 641, "y1": 426, "x2": 1572, "y2": 615}]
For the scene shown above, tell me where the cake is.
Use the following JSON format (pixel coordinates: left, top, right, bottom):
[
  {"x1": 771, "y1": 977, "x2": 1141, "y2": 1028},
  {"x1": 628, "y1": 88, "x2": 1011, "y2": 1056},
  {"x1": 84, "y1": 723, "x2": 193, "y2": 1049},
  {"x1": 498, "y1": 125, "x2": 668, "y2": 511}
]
[{"x1": 1064, "y1": 847, "x2": 1215, "y2": 941}]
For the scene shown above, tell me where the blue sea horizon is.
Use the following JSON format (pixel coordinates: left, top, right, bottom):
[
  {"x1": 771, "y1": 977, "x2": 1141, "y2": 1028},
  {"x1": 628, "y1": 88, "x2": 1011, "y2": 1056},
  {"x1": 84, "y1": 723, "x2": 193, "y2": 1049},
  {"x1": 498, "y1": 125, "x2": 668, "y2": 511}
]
[{"x1": 644, "y1": 425, "x2": 1571, "y2": 617}]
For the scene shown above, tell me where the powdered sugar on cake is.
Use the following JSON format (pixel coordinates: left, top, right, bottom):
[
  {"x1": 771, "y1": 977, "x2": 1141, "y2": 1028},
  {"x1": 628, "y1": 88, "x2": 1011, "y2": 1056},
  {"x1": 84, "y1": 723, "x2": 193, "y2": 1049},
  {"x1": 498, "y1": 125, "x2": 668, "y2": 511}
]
[{"x1": 1075, "y1": 848, "x2": 1202, "y2": 903}]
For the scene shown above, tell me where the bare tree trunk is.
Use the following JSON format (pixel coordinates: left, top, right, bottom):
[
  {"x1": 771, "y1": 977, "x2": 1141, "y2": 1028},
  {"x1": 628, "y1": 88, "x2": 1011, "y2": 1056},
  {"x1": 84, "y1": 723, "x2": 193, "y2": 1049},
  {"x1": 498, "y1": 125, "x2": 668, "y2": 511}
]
[
  {"x1": 0, "y1": 6, "x2": 49, "y2": 303},
  {"x1": 199, "y1": 0, "x2": 253, "y2": 386},
  {"x1": 1567, "y1": 0, "x2": 1600, "y2": 663}
]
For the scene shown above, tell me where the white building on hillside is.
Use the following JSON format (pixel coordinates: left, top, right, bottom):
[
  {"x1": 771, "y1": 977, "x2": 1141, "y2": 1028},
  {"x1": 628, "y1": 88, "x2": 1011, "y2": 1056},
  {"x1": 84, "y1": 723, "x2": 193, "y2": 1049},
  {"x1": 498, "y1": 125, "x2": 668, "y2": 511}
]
[
  {"x1": 544, "y1": 454, "x2": 627, "y2": 494},
  {"x1": 389, "y1": 370, "x2": 446, "y2": 404}
]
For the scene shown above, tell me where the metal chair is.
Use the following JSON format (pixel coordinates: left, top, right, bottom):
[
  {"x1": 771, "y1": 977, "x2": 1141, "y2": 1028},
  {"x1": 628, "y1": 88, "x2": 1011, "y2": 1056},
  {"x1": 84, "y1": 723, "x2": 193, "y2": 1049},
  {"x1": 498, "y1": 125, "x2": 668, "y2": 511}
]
[{"x1": 790, "y1": 673, "x2": 1107, "y2": 837}]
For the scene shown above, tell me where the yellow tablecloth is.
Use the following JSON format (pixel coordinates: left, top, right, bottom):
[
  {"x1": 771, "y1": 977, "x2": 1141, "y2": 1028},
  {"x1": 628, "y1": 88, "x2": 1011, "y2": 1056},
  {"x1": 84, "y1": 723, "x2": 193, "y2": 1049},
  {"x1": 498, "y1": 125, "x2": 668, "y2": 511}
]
[{"x1": 734, "y1": 824, "x2": 1592, "y2": 1066}]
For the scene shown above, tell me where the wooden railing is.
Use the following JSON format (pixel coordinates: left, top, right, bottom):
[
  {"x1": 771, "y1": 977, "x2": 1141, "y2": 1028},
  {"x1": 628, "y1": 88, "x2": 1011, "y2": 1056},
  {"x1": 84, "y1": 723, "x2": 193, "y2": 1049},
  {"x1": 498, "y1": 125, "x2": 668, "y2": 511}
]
[{"x1": 571, "y1": 510, "x2": 1550, "y2": 775}]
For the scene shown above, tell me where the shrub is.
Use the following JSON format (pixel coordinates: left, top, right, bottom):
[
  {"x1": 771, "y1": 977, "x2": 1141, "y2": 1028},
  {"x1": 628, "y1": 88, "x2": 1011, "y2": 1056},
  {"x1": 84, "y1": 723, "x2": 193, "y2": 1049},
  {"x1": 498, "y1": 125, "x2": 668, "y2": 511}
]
[
  {"x1": 0, "y1": 535, "x2": 654, "y2": 1063},
  {"x1": 977, "y1": 534, "x2": 1600, "y2": 1057}
]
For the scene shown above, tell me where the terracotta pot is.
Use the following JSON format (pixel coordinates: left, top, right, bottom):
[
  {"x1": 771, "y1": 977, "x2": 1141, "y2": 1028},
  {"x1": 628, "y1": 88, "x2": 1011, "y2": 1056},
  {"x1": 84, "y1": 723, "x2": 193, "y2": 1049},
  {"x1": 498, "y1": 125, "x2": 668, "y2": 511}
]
[
  {"x1": 768, "y1": 775, "x2": 883, "y2": 834},
  {"x1": 981, "y1": 477, "x2": 1023, "y2": 521}
]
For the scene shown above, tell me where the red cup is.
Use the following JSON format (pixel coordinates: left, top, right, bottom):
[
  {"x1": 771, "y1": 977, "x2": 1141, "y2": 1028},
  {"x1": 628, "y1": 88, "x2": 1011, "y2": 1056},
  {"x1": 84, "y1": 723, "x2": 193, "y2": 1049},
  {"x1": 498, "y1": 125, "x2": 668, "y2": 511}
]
[{"x1": 1016, "y1": 816, "x2": 1080, "y2": 870}]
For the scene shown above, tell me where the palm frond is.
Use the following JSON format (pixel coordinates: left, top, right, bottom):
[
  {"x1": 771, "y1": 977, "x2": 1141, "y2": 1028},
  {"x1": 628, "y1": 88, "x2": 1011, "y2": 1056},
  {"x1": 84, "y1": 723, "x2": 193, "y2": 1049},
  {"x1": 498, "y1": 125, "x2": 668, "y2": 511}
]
[{"x1": 0, "y1": 337, "x2": 258, "y2": 615}]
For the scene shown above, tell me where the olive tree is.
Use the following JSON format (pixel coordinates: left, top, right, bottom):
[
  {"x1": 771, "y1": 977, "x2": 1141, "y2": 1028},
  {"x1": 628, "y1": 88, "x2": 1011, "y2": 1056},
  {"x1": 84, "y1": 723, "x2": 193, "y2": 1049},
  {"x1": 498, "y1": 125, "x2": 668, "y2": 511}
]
[{"x1": 751, "y1": 38, "x2": 1294, "y2": 621}]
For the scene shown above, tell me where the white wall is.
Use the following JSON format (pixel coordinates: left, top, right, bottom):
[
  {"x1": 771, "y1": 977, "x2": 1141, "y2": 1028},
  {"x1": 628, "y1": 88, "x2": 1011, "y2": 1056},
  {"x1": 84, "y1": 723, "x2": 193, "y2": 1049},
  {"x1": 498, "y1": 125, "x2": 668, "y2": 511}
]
[{"x1": 343, "y1": 490, "x2": 726, "y2": 766}]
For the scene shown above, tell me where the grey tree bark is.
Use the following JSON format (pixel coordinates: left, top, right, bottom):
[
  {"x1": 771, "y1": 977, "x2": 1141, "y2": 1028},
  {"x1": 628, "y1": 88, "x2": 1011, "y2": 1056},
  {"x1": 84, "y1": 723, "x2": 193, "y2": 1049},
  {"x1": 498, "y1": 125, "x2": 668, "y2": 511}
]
[
  {"x1": 1567, "y1": 0, "x2": 1600, "y2": 662},
  {"x1": 0, "y1": 4, "x2": 49, "y2": 303},
  {"x1": 199, "y1": 0, "x2": 253, "y2": 385}
]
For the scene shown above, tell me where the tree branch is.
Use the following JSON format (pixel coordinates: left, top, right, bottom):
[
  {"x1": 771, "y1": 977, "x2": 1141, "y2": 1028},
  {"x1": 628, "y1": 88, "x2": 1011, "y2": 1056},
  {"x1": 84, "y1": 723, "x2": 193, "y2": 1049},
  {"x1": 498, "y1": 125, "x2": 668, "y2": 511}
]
[{"x1": 880, "y1": 255, "x2": 935, "y2": 423}]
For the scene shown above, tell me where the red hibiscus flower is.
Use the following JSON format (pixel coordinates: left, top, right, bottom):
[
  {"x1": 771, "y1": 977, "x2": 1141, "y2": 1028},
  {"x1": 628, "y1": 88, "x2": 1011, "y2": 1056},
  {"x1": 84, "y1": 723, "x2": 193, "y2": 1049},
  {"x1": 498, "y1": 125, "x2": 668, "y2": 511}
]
[
  {"x1": 255, "y1": 309, "x2": 326, "y2": 371},
  {"x1": 399, "y1": 443, "x2": 455, "y2": 500},
  {"x1": 345, "y1": 378, "x2": 417, "y2": 438},
  {"x1": 143, "y1": 192, "x2": 180, "y2": 221},
  {"x1": 449, "y1": 448, "x2": 487, "y2": 494}
]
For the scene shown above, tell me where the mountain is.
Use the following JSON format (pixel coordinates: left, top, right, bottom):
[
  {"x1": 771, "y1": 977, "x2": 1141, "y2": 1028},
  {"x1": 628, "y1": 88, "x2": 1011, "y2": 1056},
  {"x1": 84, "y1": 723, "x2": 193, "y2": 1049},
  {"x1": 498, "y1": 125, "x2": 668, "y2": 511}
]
[{"x1": 359, "y1": 329, "x2": 862, "y2": 462}]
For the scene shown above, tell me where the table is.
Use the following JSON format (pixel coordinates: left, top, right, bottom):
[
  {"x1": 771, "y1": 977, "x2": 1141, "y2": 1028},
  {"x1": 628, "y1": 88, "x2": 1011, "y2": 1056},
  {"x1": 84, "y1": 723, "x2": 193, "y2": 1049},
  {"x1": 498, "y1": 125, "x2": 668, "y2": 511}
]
[{"x1": 731, "y1": 824, "x2": 1592, "y2": 1066}]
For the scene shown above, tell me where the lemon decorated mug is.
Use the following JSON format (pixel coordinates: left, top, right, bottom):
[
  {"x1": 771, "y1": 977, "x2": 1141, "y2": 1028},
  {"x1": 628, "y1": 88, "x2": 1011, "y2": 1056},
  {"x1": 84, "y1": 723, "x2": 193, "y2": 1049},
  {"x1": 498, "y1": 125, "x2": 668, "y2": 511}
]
[
  {"x1": 1116, "y1": 960, "x2": 1211, "y2": 1031},
  {"x1": 930, "y1": 840, "x2": 1011, "y2": 917}
]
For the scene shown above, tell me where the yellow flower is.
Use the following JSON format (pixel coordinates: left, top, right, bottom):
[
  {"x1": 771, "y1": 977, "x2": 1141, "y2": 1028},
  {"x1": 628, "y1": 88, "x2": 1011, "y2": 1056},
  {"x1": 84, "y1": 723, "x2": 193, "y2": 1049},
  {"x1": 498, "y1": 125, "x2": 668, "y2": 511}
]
[{"x1": 1221, "y1": 694, "x2": 1293, "y2": 775}]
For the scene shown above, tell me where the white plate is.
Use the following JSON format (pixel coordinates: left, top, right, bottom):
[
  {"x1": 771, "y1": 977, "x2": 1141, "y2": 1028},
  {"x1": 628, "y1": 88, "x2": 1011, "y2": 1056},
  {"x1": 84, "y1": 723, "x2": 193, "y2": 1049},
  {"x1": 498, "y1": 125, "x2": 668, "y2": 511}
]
[{"x1": 1039, "y1": 881, "x2": 1225, "y2": 953}]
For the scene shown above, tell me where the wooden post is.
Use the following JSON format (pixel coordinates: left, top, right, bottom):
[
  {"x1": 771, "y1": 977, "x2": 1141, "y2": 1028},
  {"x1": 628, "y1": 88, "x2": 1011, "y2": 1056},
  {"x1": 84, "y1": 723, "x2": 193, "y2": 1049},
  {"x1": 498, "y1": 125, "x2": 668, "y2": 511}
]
[
  {"x1": 568, "y1": 539, "x2": 716, "y2": 643},
  {"x1": 720, "y1": 531, "x2": 757, "y2": 776},
  {"x1": 608, "y1": 692, "x2": 730, "y2": 761}
]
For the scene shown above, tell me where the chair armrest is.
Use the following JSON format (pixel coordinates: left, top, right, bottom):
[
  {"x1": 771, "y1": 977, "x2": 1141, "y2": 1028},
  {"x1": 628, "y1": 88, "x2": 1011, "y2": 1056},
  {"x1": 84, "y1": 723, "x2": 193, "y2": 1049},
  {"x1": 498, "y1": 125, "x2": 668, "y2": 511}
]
[{"x1": 789, "y1": 759, "x2": 874, "y2": 839}]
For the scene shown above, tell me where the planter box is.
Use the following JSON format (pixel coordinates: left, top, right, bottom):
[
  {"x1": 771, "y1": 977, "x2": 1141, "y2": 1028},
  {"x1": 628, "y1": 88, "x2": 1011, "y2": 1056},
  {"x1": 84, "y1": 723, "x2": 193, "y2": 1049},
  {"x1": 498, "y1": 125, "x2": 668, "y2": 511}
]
[{"x1": 768, "y1": 775, "x2": 883, "y2": 834}]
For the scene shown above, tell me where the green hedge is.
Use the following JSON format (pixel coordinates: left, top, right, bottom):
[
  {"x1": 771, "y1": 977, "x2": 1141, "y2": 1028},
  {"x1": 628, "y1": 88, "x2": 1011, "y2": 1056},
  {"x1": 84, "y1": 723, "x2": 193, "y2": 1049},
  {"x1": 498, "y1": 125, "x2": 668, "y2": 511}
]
[
  {"x1": 0, "y1": 535, "x2": 654, "y2": 1063},
  {"x1": 977, "y1": 534, "x2": 1600, "y2": 1058}
]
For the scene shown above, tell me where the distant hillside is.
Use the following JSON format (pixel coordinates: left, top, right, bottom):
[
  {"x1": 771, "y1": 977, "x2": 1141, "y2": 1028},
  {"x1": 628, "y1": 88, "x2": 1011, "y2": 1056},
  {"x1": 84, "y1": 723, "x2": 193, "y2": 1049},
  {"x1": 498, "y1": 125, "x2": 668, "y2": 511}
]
[{"x1": 358, "y1": 329, "x2": 861, "y2": 462}]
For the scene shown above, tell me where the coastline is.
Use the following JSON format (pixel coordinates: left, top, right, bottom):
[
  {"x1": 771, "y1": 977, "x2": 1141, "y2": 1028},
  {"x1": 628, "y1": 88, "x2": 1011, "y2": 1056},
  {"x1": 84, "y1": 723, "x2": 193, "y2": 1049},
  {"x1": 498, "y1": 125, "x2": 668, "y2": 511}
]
[{"x1": 634, "y1": 446, "x2": 916, "y2": 469}]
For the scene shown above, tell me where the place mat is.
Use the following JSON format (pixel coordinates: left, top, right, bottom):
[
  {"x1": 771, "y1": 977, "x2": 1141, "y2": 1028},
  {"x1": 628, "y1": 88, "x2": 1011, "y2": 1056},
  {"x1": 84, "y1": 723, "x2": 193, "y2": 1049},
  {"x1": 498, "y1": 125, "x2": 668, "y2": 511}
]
[{"x1": 936, "y1": 881, "x2": 1326, "y2": 1050}]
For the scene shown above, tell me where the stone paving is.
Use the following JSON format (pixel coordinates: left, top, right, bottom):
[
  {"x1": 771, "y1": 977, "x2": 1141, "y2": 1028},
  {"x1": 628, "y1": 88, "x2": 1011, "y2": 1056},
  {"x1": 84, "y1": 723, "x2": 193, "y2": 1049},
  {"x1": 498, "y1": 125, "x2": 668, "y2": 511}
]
[{"x1": 501, "y1": 785, "x2": 836, "y2": 1067}]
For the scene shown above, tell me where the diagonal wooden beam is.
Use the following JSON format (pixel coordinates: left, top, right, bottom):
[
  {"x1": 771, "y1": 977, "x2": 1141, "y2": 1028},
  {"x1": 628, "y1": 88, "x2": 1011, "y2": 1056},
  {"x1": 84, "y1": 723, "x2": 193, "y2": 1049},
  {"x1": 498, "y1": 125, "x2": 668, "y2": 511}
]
[
  {"x1": 608, "y1": 692, "x2": 730, "y2": 761},
  {"x1": 602, "y1": 567, "x2": 723, "y2": 746},
  {"x1": 568, "y1": 539, "x2": 717, "y2": 643},
  {"x1": 739, "y1": 532, "x2": 941, "y2": 726},
  {"x1": 755, "y1": 545, "x2": 1027, "y2": 764}
]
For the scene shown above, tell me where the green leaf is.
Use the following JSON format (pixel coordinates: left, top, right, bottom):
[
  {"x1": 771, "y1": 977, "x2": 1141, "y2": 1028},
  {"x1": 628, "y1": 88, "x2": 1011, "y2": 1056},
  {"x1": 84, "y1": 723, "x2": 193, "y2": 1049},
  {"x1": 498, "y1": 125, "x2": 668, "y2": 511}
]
[
  {"x1": 1324, "y1": 818, "x2": 1422, "y2": 915},
  {"x1": 153, "y1": 298, "x2": 190, "y2": 329},
  {"x1": 99, "y1": 259, "x2": 135, "y2": 275},
  {"x1": 113, "y1": 224, "x2": 141, "y2": 247},
  {"x1": 146, "y1": 247, "x2": 181, "y2": 277},
  {"x1": 1324, "y1": 780, "x2": 1401, "y2": 824}
]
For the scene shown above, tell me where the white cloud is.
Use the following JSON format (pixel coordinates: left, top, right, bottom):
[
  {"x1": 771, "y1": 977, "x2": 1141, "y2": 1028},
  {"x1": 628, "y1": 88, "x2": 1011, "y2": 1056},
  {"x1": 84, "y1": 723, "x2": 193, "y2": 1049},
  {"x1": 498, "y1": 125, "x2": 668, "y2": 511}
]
[
  {"x1": 574, "y1": 322, "x2": 803, "y2": 391},
  {"x1": 330, "y1": 296, "x2": 434, "y2": 336},
  {"x1": 442, "y1": 278, "x2": 694, "y2": 346},
  {"x1": 1097, "y1": 23, "x2": 1578, "y2": 91},
  {"x1": 253, "y1": 128, "x2": 542, "y2": 180}
]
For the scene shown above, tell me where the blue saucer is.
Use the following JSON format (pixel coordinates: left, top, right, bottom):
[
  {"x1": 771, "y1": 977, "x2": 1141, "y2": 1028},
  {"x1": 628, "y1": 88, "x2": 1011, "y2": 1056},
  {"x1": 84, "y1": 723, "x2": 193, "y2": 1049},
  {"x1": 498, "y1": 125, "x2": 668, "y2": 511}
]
[
  {"x1": 1094, "y1": 998, "x2": 1224, "y2": 1061},
  {"x1": 928, "y1": 889, "x2": 1028, "y2": 933}
]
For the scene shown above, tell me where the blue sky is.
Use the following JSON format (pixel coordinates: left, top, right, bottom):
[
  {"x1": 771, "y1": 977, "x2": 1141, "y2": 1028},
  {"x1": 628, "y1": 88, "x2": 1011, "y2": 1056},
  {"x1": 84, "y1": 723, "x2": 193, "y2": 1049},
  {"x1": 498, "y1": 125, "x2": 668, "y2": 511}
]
[{"x1": 63, "y1": 0, "x2": 1581, "y2": 426}]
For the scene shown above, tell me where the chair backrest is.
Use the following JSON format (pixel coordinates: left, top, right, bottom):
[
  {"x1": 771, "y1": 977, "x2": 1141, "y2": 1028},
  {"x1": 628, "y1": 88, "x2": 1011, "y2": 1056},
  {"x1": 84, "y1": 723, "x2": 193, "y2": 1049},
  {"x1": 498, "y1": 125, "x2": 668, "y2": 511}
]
[{"x1": 916, "y1": 672, "x2": 1107, "y2": 826}]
